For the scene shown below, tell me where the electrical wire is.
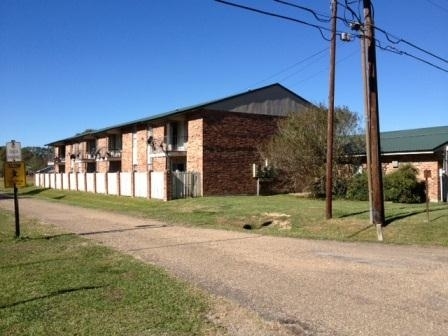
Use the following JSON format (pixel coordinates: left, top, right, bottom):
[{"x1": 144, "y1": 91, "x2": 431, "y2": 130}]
[
  {"x1": 274, "y1": 0, "x2": 331, "y2": 23},
  {"x1": 341, "y1": 0, "x2": 362, "y2": 23},
  {"x1": 374, "y1": 26, "x2": 448, "y2": 65},
  {"x1": 286, "y1": 50, "x2": 359, "y2": 87},
  {"x1": 374, "y1": 40, "x2": 448, "y2": 73},
  {"x1": 215, "y1": 0, "x2": 448, "y2": 74},
  {"x1": 423, "y1": 0, "x2": 448, "y2": 13},
  {"x1": 276, "y1": 50, "x2": 329, "y2": 82},
  {"x1": 215, "y1": 0, "x2": 335, "y2": 41},
  {"x1": 274, "y1": 0, "x2": 358, "y2": 29},
  {"x1": 251, "y1": 47, "x2": 329, "y2": 87}
]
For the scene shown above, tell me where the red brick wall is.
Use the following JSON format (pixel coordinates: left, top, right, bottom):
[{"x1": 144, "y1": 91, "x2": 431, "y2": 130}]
[
  {"x1": 187, "y1": 116, "x2": 203, "y2": 174},
  {"x1": 66, "y1": 144, "x2": 73, "y2": 173},
  {"x1": 96, "y1": 137, "x2": 109, "y2": 173},
  {"x1": 136, "y1": 127, "x2": 148, "y2": 172},
  {"x1": 121, "y1": 132, "x2": 133, "y2": 172},
  {"x1": 201, "y1": 110, "x2": 280, "y2": 196},
  {"x1": 382, "y1": 154, "x2": 441, "y2": 201},
  {"x1": 150, "y1": 125, "x2": 167, "y2": 171}
]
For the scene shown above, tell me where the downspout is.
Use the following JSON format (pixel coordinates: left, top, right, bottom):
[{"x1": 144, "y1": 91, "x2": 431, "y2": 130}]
[
  {"x1": 441, "y1": 145, "x2": 448, "y2": 202},
  {"x1": 445, "y1": 145, "x2": 448, "y2": 202}
]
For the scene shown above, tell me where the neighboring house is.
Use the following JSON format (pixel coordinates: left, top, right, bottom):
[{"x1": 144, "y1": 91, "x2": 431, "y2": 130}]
[
  {"x1": 46, "y1": 83, "x2": 311, "y2": 199},
  {"x1": 377, "y1": 126, "x2": 448, "y2": 202}
]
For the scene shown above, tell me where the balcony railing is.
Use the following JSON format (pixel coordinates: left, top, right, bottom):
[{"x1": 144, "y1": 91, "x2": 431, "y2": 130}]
[
  {"x1": 53, "y1": 156, "x2": 66, "y2": 163},
  {"x1": 107, "y1": 149, "x2": 122, "y2": 159},
  {"x1": 165, "y1": 136, "x2": 188, "y2": 151}
]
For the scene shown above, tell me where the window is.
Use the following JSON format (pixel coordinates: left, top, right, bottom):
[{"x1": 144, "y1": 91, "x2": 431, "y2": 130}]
[
  {"x1": 168, "y1": 121, "x2": 187, "y2": 150},
  {"x1": 86, "y1": 139, "x2": 96, "y2": 156},
  {"x1": 108, "y1": 134, "x2": 122, "y2": 151}
]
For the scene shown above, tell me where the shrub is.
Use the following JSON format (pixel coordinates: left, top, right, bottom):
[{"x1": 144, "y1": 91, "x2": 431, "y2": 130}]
[
  {"x1": 384, "y1": 164, "x2": 425, "y2": 203},
  {"x1": 309, "y1": 175, "x2": 350, "y2": 199},
  {"x1": 346, "y1": 172, "x2": 369, "y2": 201}
]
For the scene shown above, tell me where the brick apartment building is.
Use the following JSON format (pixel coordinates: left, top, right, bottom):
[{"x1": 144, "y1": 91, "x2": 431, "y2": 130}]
[
  {"x1": 45, "y1": 83, "x2": 448, "y2": 202},
  {"x1": 46, "y1": 83, "x2": 312, "y2": 198}
]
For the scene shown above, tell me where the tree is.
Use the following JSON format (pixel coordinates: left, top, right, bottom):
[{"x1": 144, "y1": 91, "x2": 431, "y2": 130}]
[
  {"x1": 260, "y1": 104, "x2": 363, "y2": 193},
  {"x1": 0, "y1": 146, "x2": 52, "y2": 176}
]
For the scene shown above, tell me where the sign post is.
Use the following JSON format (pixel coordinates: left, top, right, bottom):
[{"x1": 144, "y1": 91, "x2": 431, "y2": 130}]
[
  {"x1": 6, "y1": 140, "x2": 22, "y2": 162},
  {"x1": 424, "y1": 169, "x2": 431, "y2": 223},
  {"x1": 4, "y1": 140, "x2": 25, "y2": 238}
]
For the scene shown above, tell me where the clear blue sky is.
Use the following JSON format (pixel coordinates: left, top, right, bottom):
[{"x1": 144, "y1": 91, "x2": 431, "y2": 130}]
[{"x1": 1, "y1": 0, "x2": 447, "y2": 147}]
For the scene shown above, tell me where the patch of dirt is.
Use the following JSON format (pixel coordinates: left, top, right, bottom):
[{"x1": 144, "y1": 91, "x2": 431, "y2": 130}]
[
  {"x1": 206, "y1": 296, "x2": 303, "y2": 336},
  {"x1": 262, "y1": 213, "x2": 292, "y2": 230}
]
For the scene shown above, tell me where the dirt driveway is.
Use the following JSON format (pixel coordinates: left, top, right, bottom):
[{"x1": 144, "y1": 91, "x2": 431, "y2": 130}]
[{"x1": 1, "y1": 197, "x2": 447, "y2": 336}]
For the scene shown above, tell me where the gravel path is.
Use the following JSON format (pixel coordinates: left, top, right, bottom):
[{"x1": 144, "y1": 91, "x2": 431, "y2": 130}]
[{"x1": 1, "y1": 197, "x2": 448, "y2": 335}]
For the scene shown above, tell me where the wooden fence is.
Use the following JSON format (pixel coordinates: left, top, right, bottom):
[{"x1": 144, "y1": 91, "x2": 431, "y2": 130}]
[{"x1": 34, "y1": 171, "x2": 202, "y2": 201}]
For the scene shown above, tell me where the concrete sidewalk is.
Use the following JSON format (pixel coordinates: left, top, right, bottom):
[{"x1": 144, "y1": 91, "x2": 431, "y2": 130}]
[{"x1": 1, "y1": 197, "x2": 447, "y2": 335}]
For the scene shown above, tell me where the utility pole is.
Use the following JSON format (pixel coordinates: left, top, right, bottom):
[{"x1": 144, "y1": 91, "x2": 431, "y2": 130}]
[
  {"x1": 363, "y1": 0, "x2": 385, "y2": 238},
  {"x1": 325, "y1": 0, "x2": 337, "y2": 220},
  {"x1": 360, "y1": 27, "x2": 373, "y2": 224}
]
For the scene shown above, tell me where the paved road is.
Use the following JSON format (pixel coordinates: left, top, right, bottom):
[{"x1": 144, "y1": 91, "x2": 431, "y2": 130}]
[{"x1": 1, "y1": 197, "x2": 447, "y2": 335}]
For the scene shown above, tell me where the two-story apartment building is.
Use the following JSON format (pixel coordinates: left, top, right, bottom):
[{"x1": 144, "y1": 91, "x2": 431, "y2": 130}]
[{"x1": 46, "y1": 83, "x2": 312, "y2": 198}]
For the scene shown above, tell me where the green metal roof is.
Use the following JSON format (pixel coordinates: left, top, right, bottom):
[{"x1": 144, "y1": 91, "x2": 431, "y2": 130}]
[{"x1": 380, "y1": 126, "x2": 448, "y2": 154}]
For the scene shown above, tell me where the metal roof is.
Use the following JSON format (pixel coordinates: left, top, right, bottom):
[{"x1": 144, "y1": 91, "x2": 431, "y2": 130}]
[
  {"x1": 380, "y1": 125, "x2": 448, "y2": 154},
  {"x1": 46, "y1": 83, "x2": 311, "y2": 146}
]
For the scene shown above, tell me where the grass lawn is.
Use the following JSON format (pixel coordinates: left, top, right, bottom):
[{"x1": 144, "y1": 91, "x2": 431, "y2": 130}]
[
  {"x1": 0, "y1": 211, "x2": 217, "y2": 336},
  {"x1": 2, "y1": 180, "x2": 447, "y2": 246}
]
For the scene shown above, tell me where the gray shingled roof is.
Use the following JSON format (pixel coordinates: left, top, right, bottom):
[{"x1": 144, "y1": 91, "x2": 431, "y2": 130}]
[
  {"x1": 46, "y1": 83, "x2": 311, "y2": 146},
  {"x1": 380, "y1": 126, "x2": 448, "y2": 154}
]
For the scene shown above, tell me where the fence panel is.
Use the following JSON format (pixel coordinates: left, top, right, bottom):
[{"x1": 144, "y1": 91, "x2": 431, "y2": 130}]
[
  {"x1": 96, "y1": 173, "x2": 107, "y2": 194},
  {"x1": 55, "y1": 173, "x2": 63, "y2": 189},
  {"x1": 62, "y1": 173, "x2": 70, "y2": 190},
  {"x1": 107, "y1": 173, "x2": 119, "y2": 195},
  {"x1": 78, "y1": 173, "x2": 86, "y2": 191},
  {"x1": 172, "y1": 172, "x2": 201, "y2": 199},
  {"x1": 134, "y1": 172, "x2": 149, "y2": 198},
  {"x1": 151, "y1": 172, "x2": 165, "y2": 199},
  {"x1": 120, "y1": 172, "x2": 133, "y2": 196},
  {"x1": 69, "y1": 173, "x2": 77, "y2": 191}
]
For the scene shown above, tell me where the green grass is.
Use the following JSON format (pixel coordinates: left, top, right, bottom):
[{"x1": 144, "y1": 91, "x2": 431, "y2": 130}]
[
  {"x1": 0, "y1": 211, "x2": 216, "y2": 336},
  {"x1": 3, "y1": 181, "x2": 447, "y2": 246}
]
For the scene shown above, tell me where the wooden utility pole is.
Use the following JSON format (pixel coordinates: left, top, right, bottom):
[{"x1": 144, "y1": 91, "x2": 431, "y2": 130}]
[
  {"x1": 363, "y1": 0, "x2": 385, "y2": 237},
  {"x1": 360, "y1": 28, "x2": 373, "y2": 224},
  {"x1": 325, "y1": 0, "x2": 337, "y2": 220}
]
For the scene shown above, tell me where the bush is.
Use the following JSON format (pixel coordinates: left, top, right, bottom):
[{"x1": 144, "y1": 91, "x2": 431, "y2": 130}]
[
  {"x1": 384, "y1": 164, "x2": 425, "y2": 203},
  {"x1": 346, "y1": 172, "x2": 369, "y2": 201},
  {"x1": 309, "y1": 175, "x2": 350, "y2": 199}
]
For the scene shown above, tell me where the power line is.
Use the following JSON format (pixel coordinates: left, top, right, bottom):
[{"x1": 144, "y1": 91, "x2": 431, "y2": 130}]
[
  {"x1": 251, "y1": 47, "x2": 329, "y2": 87},
  {"x1": 285, "y1": 50, "x2": 358, "y2": 87},
  {"x1": 375, "y1": 41, "x2": 448, "y2": 73},
  {"x1": 215, "y1": 0, "x2": 448, "y2": 74},
  {"x1": 274, "y1": 0, "x2": 331, "y2": 23},
  {"x1": 276, "y1": 50, "x2": 328, "y2": 82},
  {"x1": 422, "y1": 0, "x2": 448, "y2": 13},
  {"x1": 341, "y1": 0, "x2": 362, "y2": 23},
  {"x1": 374, "y1": 26, "x2": 448, "y2": 65},
  {"x1": 214, "y1": 0, "x2": 335, "y2": 41}
]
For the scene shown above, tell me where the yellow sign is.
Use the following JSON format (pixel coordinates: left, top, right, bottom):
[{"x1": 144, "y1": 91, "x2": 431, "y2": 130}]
[{"x1": 4, "y1": 161, "x2": 27, "y2": 188}]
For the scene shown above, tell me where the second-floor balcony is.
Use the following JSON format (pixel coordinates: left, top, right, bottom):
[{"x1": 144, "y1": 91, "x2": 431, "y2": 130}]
[
  {"x1": 69, "y1": 149, "x2": 122, "y2": 162},
  {"x1": 53, "y1": 156, "x2": 66, "y2": 164},
  {"x1": 107, "y1": 149, "x2": 122, "y2": 159},
  {"x1": 166, "y1": 136, "x2": 188, "y2": 152},
  {"x1": 148, "y1": 136, "x2": 188, "y2": 156}
]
